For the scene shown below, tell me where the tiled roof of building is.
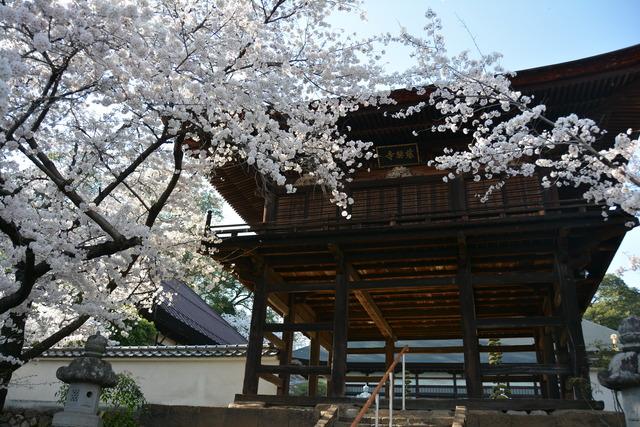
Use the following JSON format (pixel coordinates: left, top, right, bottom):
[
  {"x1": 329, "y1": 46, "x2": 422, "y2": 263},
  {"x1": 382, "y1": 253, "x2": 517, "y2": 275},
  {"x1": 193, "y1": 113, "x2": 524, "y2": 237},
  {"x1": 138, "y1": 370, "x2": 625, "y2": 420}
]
[
  {"x1": 38, "y1": 344, "x2": 278, "y2": 359},
  {"x1": 147, "y1": 279, "x2": 247, "y2": 345}
]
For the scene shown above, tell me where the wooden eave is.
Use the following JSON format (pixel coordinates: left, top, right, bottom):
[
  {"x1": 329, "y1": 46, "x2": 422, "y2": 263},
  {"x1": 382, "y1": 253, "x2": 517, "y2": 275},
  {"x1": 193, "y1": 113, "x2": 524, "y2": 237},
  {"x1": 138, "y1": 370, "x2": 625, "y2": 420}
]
[{"x1": 209, "y1": 163, "x2": 265, "y2": 224}]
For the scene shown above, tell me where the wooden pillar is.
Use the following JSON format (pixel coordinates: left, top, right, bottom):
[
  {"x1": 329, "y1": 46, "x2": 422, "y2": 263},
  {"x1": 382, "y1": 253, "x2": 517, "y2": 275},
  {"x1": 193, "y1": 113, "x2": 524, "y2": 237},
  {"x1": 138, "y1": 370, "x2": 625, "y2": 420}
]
[
  {"x1": 330, "y1": 267, "x2": 349, "y2": 397},
  {"x1": 326, "y1": 347, "x2": 334, "y2": 393},
  {"x1": 453, "y1": 373, "x2": 458, "y2": 398},
  {"x1": 457, "y1": 233, "x2": 482, "y2": 398},
  {"x1": 533, "y1": 332, "x2": 547, "y2": 398},
  {"x1": 243, "y1": 268, "x2": 267, "y2": 395},
  {"x1": 542, "y1": 328, "x2": 561, "y2": 399},
  {"x1": 308, "y1": 337, "x2": 320, "y2": 396},
  {"x1": 385, "y1": 338, "x2": 394, "y2": 398},
  {"x1": 555, "y1": 235, "x2": 591, "y2": 400},
  {"x1": 414, "y1": 373, "x2": 420, "y2": 398},
  {"x1": 262, "y1": 191, "x2": 277, "y2": 223},
  {"x1": 554, "y1": 330, "x2": 571, "y2": 399},
  {"x1": 449, "y1": 176, "x2": 467, "y2": 215},
  {"x1": 277, "y1": 295, "x2": 294, "y2": 395}
]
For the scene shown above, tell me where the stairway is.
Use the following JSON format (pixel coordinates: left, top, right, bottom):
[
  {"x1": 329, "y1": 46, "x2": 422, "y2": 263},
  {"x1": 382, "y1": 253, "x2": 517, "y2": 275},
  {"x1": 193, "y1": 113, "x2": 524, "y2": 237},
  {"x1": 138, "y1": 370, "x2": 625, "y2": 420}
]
[{"x1": 335, "y1": 409, "x2": 460, "y2": 427}]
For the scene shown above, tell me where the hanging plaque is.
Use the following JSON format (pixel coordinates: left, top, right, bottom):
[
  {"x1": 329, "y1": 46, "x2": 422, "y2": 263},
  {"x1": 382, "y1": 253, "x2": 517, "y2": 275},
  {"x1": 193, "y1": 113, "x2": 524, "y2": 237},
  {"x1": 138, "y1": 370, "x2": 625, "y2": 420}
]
[{"x1": 376, "y1": 143, "x2": 420, "y2": 168}]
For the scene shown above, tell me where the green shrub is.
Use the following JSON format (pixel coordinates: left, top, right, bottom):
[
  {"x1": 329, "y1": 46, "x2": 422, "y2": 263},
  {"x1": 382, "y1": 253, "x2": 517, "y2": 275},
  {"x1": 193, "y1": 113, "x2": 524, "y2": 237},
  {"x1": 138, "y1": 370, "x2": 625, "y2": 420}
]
[{"x1": 290, "y1": 378, "x2": 327, "y2": 396}]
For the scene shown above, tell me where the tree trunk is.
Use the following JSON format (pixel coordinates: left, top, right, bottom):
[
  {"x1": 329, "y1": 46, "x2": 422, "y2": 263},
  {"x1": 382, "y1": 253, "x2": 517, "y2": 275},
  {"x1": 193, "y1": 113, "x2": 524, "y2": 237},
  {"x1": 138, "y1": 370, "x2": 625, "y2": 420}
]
[{"x1": 0, "y1": 312, "x2": 27, "y2": 411}]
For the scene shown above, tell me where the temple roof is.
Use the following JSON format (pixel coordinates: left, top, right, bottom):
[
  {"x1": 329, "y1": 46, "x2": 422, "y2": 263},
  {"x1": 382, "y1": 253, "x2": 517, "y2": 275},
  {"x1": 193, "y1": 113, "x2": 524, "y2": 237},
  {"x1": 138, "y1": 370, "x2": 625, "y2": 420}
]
[{"x1": 211, "y1": 44, "x2": 640, "y2": 224}]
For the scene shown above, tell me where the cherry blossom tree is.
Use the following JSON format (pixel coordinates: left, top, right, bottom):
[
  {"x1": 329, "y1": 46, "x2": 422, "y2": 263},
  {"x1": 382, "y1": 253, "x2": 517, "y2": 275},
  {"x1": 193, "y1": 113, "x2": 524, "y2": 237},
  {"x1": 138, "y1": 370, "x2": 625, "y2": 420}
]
[{"x1": 0, "y1": 0, "x2": 389, "y2": 406}]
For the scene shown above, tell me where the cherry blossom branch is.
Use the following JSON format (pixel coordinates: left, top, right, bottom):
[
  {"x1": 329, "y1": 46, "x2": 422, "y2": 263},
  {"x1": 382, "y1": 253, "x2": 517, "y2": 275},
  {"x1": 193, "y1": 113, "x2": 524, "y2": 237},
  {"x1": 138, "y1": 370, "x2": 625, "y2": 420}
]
[
  {"x1": 93, "y1": 130, "x2": 171, "y2": 206},
  {"x1": 145, "y1": 134, "x2": 185, "y2": 227},
  {"x1": 20, "y1": 315, "x2": 89, "y2": 361}
]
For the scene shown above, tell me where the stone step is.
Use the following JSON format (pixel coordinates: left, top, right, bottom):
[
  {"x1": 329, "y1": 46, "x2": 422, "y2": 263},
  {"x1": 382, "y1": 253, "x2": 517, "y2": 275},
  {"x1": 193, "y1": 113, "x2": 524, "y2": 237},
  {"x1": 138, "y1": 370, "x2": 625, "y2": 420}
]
[
  {"x1": 334, "y1": 420, "x2": 453, "y2": 427},
  {"x1": 337, "y1": 409, "x2": 456, "y2": 427}
]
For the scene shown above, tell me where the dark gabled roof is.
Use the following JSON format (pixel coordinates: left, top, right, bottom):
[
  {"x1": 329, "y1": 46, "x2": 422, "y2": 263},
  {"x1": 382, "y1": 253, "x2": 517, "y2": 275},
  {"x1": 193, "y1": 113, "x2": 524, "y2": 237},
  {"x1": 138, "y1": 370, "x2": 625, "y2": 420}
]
[
  {"x1": 39, "y1": 344, "x2": 277, "y2": 359},
  {"x1": 146, "y1": 279, "x2": 247, "y2": 345}
]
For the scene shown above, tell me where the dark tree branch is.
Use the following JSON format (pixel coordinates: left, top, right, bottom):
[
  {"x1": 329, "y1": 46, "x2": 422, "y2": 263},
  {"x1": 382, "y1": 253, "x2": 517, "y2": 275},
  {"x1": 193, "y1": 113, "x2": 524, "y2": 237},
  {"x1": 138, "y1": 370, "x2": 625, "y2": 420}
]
[
  {"x1": 20, "y1": 315, "x2": 90, "y2": 361},
  {"x1": 93, "y1": 126, "x2": 171, "y2": 206},
  {"x1": 0, "y1": 216, "x2": 26, "y2": 247},
  {"x1": 0, "y1": 249, "x2": 37, "y2": 315},
  {"x1": 16, "y1": 137, "x2": 126, "y2": 241},
  {"x1": 145, "y1": 134, "x2": 185, "y2": 227}
]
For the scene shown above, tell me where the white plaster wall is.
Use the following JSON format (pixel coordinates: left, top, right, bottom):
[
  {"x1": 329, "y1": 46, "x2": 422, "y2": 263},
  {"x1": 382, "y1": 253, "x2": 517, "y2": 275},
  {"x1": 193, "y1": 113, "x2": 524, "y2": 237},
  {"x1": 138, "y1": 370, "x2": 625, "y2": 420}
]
[
  {"x1": 7, "y1": 356, "x2": 278, "y2": 408},
  {"x1": 590, "y1": 369, "x2": 618, "y2": 412}
]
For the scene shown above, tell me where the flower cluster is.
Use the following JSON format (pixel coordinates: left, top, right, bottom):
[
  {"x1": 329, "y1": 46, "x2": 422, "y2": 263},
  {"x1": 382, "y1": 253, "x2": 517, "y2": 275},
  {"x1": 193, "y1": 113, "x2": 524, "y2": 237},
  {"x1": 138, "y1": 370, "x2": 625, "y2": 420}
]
[{"x1": 395, "y1": 10, "x2": 639, "y2": 217}]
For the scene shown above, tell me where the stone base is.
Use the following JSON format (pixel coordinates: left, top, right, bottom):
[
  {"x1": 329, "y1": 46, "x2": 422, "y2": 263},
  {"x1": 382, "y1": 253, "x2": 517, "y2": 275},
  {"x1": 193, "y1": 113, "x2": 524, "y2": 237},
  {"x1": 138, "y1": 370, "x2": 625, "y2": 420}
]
[
  {"x1": 51, "y1": 411, "x2": 102, "y2": 427},
  {"x1": 466, "y1": 409, "x2": 625, "y2": 427},
  {"x1": 139, "y1": 404, "x2": 316, "y2": 427},
  {"x1": 621, "y1": 387, "x2": 640, "y2": 427}
]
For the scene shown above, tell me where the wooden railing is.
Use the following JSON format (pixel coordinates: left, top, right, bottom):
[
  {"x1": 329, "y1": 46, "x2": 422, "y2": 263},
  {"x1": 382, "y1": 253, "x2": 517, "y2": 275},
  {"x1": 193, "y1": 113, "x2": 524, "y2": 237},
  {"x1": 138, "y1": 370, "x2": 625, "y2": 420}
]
[
  {"x1": 350, "y1": 346, "x2": 410, "y2": 427},
  {"x1": 206, "y1": 198, "x2": 596, "y2": 239}
]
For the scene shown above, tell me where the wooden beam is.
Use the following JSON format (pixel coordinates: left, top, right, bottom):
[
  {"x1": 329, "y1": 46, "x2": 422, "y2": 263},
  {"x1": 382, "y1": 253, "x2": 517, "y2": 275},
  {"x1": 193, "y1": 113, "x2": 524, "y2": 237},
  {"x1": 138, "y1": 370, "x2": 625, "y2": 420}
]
[
  {"x1": 346, "y1": 345, "x2": 531, "y2": 354},
  {"x1": 472, "y1": 272, "x2": 554, "y2": 285},
  {"x1": 479, "y1": 344, "x2": 536, "y2": 353},
  {"x1": 483, "y1": 364, "x2": 571, "y2": 376},
  {"x1": 264, "y1": 331, "x2": 285, "y2": 349},
  {"x1": 347, "y1": 347, "x2": 387, "y2": 354},
  {"x1": 268, "y1": 277, "x2": 454, "y2": 292},
  {"x1": 353, "y1": 290, "x2": 395, "y2": 339},
  {"x1": 214, "y1": 210, "x2": 622, "y2": 252},
  {"x1": 259, "y1": 372, "x2": 283, "y2": 387},
  {"x1": 264, "y1": 322, "x2": 333, "y2": 332},
  {"x1": 243, "y1": 266, "x2": 267, "y2": 395},
  {"x1": 269, "y1": 272, "x2": 552, "y2": 293},
  {"x1": 456, "y1": 232, "x2": 482, "y2": 398},
  {"x1": 346, "y1": 376, "x2": 383, "y2": 383},
  {"x1": 330, "y1": 245, "x2": 395, "y2": 340},
  {"x1": 476, "y1": 316, "x2": 564, "y2": 329},
  {"x1": 258, "y1": 365, "x2": 331, "y2": 375},
  {"x1": 268, "y1": 281, "x2": 336, "y2": 293}
]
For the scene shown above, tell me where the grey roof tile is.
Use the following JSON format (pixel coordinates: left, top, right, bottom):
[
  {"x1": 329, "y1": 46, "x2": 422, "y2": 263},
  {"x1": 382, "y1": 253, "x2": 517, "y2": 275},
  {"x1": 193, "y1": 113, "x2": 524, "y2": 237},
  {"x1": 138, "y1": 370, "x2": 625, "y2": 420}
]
[{"x1": 37, "y1": 344, "x2": 278, "y2": 359}]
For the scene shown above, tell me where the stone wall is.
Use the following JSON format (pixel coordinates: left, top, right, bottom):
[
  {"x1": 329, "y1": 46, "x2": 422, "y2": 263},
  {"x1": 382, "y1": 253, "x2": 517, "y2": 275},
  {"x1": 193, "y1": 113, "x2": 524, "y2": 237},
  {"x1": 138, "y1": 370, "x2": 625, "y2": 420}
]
[
  {"x1": 0, "y1": 408, "x2": 55, "y2": 427},
  {"x1": 139, "y1": 404, "x2": 317, "y2": 427},
  {"x1": 465, "y1": 409, "x2": 625, "y2": 427}
]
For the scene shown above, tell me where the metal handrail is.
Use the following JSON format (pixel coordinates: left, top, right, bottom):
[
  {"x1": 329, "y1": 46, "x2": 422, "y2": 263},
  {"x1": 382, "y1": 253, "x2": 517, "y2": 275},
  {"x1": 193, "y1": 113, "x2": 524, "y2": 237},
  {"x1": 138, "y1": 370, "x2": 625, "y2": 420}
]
[{"x1": 350, "y1": 346, "x2": 410, "y2": 427}]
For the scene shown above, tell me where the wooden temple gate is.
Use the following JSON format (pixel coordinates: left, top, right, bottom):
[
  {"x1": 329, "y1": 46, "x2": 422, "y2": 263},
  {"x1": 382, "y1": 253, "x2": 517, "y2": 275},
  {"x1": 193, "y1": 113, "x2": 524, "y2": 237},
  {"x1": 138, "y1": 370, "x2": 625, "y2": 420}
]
[{"x1": 202, "y1": 45, "x2": 640, "y2": 407}]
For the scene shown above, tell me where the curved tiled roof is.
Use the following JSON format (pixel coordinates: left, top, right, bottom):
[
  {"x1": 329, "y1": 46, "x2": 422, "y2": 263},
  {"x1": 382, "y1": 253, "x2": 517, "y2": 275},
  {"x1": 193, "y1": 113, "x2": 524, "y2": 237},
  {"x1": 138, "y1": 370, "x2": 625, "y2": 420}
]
[
  {"x1": 148, "y1": 279, "x2": 247, "y2": 345},
  {"x1": 39, "y1": 344, "x2": 278, "y2": 359}
]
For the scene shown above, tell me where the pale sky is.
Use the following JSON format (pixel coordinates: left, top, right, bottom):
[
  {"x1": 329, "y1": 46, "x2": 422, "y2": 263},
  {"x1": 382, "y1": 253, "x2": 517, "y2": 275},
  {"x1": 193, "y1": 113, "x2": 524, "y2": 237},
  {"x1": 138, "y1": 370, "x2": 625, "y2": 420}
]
[{"x1": 220, "y1": 0, "x2": 640, "y2": 286}]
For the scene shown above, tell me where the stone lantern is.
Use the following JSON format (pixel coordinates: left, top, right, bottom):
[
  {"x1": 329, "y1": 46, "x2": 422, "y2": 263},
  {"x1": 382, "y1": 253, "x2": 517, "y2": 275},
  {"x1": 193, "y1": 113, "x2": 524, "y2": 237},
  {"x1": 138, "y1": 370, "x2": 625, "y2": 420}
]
[
  {"x1": 598, "y1": 316, "x2": 640, "y2": 427},
  {"x1": 52, "y1": 334, "x2": 118, "y2": 427}
]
